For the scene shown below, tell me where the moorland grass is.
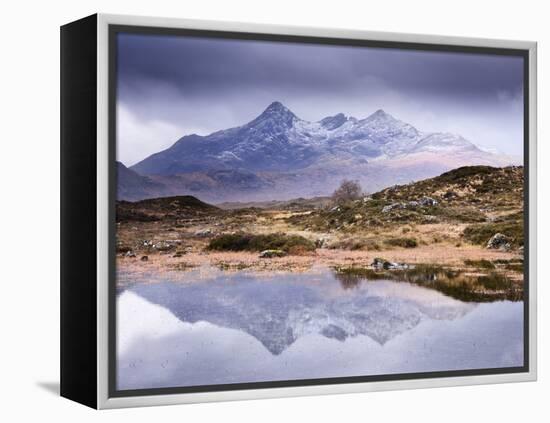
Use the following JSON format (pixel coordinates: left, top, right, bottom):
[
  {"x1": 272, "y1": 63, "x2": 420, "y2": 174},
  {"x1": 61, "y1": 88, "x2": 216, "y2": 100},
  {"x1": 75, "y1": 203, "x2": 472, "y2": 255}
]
[
  {"x1": 463, "y1": 221, "x2": 524, "y2": 247},
  {"x1": 463, "y1": 259, "x2": 496, "y2": 269},
  {"x1": 384, "y1": 237, "x2": 418, "y2": 248},
  {"x1": 207, "y1": 232, "x2": 315, "y2": 254}
]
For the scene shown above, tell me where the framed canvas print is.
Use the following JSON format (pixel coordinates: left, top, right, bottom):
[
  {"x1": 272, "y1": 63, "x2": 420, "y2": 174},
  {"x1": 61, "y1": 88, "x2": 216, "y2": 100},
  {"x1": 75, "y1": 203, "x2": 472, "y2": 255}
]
[{"x1": 60, "y1": 14, "x2": 537, "y2": 409}]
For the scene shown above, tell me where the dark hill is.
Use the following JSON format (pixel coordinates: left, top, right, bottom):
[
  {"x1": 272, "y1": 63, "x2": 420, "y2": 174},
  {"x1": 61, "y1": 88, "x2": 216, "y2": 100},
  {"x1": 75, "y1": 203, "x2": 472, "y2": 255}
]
[{"x1": 116, "y1": 195, "x2": 220, "y2": 222}]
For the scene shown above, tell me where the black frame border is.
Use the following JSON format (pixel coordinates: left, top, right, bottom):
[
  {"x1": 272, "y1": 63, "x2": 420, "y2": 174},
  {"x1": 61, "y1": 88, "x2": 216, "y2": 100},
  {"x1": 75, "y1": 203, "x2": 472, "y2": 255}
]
[
  {"x1": 60, "y1": 14, "x2": 98, "y2": 409},
  {"x1": 107, "y1": 24, "x2": 530, "y2": 399}
]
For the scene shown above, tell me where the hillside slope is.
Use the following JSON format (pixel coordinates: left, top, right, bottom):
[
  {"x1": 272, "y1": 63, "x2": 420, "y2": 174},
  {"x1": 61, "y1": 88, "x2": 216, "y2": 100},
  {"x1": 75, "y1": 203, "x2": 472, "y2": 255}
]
[{"x1": 291, "y1": 165, "x2": 524, "y2": 248}]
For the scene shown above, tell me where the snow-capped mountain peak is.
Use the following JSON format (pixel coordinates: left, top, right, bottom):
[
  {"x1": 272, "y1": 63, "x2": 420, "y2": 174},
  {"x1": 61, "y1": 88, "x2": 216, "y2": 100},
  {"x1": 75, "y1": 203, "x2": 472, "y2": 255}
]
[
  {"x1": 131, "y1": 101, "x2": 511, "y2": 188},
  {"x1": 252, "y1": 101, "x2": 298, "y2": 127},
  {"x1": 263, "y1": 100, "x2": 290, "y2": 113}
]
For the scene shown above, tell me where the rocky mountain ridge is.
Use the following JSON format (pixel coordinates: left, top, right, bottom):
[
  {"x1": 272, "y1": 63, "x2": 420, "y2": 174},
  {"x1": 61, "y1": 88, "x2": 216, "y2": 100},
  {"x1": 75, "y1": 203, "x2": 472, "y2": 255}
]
[{"x1": 119, "y1": 102, "x2": 519, "y2": 202}]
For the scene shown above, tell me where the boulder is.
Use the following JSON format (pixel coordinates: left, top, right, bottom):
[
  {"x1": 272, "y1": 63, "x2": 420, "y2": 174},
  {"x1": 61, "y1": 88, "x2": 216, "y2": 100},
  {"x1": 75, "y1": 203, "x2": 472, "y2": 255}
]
[
  {"x1": 389, "y1": 262, "x2": 413, "y2": 270},
  {"x1": 259, "y1": 249, "x2": 287, "y2": 259},
  {"x1": 486, "y1": 233, "x2": 512, "y2": 251},
  {"x1": 140, "y1": 255, "x2": 149, "y2": 262},
  {"x1": 371, "y1": 257, "x2": 412, "y2": 270},
  {"x1": 315, "y1": 238, "x2": 329, "y2": 248},
  {"x1": 154, "y1": 240, "x2": 176, "y2": 252},
  {"x1": 382, "y1": 203, "x2": 402, "y2": 213},
  {"x1": 194, "y1": 229, "x2": 213, "y2": 237},
  {"x1": 371, "y1": 257, "x2": 388, "y2": 269},
  {"x1": 419, "y1": 196, "x2": 438, "y2": 207},
  {"x1": 124, "y1": 251, "x2": 136, "y2": 258},
  {"x1": 383, "y1": 198, "x2": 437, "y2": 213}
]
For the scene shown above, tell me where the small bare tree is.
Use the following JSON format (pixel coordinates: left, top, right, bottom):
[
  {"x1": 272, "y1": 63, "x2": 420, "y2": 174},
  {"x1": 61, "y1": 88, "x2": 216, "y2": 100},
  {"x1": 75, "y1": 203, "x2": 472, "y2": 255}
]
[{"x1": 332, "y1": 179, "x2": 362, "y2": 205}]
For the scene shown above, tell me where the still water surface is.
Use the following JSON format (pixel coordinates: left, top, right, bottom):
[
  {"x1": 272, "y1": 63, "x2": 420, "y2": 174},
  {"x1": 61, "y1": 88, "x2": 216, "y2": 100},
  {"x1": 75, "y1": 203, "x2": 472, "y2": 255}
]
[{"x1": 117, "y1": 266, "x2": 523, "y2": 390}]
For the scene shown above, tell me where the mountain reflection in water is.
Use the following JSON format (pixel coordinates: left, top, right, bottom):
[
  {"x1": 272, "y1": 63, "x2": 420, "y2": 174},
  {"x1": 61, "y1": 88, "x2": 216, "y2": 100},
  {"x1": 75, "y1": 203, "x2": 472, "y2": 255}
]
[{"x1": 117, "y1": 266, "x2": 524, "y2": 390}]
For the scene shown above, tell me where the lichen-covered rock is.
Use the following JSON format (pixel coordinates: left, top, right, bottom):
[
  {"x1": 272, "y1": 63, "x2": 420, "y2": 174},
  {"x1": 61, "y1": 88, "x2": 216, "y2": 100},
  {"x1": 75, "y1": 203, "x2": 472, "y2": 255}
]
[
  {"x1": 371, "y1": 257, "x2": 413, "y2": 270},
  {"x1": 154, "y1": 240, "x2": 176, "y2": 252},
  {"x1": 486, "y1": 233, "x2": 511, "y2": 251},
  {"x1": 383, "y1": 198, "x2": 437, "y2": 213},
  {"x1": 259, "y1": 249, "x2": 287, "y2": 259},
  {"x1": 382, "y1": 203, "x2": 402, "y2": 213},
  {"x1": 419, "y1": 196, "x2": 438, "y2": 207},
  {"x1": 371, "y1": 257, "x2": 388, "y2": 269},
  {"x1": 194, "y1": 229, "x2": 213, "y2": 237},
  {"x1": 315, "y1": 238, "x2": 329, "y2": 248}
]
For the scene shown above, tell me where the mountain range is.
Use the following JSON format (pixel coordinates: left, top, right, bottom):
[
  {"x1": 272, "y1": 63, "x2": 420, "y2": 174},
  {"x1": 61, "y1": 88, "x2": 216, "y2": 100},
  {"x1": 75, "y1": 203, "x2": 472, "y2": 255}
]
[{"x1": 119, "y1": 101, "x2": 519, "y2": 202}]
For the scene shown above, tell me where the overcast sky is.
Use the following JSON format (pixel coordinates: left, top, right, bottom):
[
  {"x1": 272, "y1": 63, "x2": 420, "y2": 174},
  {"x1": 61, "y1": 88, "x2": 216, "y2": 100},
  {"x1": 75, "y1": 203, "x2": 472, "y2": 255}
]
[{"x1": 116, "y1": 32, "x2": 524, "y2": 166}]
